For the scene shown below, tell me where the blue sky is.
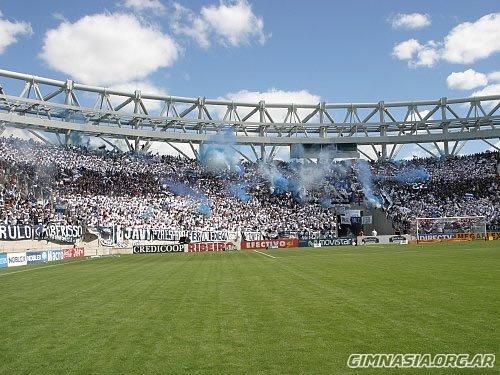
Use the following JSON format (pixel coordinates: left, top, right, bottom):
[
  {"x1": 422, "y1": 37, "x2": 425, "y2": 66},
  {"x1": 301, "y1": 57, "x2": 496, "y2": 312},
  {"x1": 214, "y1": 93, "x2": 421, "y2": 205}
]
[{"x1": 0, "y1": 0, "x2": 498, "y2": 158}]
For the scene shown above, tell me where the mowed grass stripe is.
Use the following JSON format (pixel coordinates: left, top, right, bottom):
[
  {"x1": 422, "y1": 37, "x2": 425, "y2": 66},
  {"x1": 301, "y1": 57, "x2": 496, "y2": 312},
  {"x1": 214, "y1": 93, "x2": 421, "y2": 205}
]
[{"x1": 0, "y1": 242, "x2": 498, "y2": 374}]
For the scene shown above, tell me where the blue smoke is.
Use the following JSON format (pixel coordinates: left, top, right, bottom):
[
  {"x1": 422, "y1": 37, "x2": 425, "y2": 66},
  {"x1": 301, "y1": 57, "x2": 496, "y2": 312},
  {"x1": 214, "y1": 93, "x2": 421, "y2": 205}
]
[
  {"x1": 196, "y1": 202, "x2": 212, "y2": 217},
  {"x1": 320, "y1": 196, "x2": 331, "y2": 209},
  {"x1": 356, "y1": 160, "x2": 382, "y2": 208},
  {"x1": 394, "y1": 168, "x2": 429, "y2": 184},
  {"x1": 273, "y1": 176, "x2": 289, "y2": 194},
  {"x1": 161, "y1": 180, "x2": 212, "y2": 216},
  {"x1": 364, "y1": 193, "x2": 383, "y2": 209},
  {"x1": 290, "y1": 144, "x2": 305, "y2": 159},
  {"x1": 199, "y1": 128, "x2": 241, "y2": 173},
  {"x1": 228, "y1": 183, "x2": 251, "y2": 202},
  {"x1": 162, "y1": 181, "x2": 202, "y2": 199}
]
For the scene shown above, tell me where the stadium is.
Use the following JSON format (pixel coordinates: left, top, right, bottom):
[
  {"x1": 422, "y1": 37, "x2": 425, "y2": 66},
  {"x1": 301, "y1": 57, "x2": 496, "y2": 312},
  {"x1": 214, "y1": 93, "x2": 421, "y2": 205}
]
[{"x1": 0, "y1": 2, "x2": 499, "y2": 374}]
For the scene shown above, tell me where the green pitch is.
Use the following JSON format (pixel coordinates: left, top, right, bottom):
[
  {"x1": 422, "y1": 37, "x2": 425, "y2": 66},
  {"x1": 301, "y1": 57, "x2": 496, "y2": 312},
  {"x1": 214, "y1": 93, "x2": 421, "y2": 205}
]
[{"x1": 1, "y1": 241, "x2": 498, "y2": 374}]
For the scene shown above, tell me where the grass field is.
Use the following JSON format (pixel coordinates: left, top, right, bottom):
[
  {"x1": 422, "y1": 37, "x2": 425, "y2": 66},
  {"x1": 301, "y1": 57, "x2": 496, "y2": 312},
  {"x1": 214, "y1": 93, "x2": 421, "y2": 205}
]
[{"x1": 0, "y1": 241, "x2": 498, "y2": 374}]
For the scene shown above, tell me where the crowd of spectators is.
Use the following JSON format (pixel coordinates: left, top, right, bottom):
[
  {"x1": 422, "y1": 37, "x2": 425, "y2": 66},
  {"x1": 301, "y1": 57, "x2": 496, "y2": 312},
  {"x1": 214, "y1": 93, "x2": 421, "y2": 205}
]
[
  {"x1": 373, "y1": 152, "x2": 499, "y2": 232},
  {"x1": 0, "y1": 137, "x2": 338, "y2": 235},
  {"x1": 0, "y1": 136, "x2": 498, "y2": 236}
]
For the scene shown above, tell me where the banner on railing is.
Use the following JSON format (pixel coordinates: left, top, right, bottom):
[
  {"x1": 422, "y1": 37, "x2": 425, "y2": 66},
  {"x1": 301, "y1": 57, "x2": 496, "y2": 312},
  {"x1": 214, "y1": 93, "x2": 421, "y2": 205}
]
[
  {"x1": 0, "y1": 224, "x2": 84, "y2": 242},
  {"x1": 100, "y1": 226, "x2": 238, "y2": 245},
  {"x1": 241, "y1": 231, "x2": 264, "y2": 241}
]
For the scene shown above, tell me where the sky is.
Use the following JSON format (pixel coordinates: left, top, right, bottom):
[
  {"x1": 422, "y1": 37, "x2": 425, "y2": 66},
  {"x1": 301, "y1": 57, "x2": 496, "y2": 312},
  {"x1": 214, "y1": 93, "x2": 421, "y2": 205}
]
[{"x1": 0, "y1": 0, "x2": 499, "y2": 159}]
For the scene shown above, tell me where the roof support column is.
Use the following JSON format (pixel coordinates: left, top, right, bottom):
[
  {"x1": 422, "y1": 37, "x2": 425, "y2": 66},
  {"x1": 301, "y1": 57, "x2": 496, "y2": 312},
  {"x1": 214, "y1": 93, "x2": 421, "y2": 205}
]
[
  {"x1": 259, "y1": 100, "x2": 266, "y2": 161},
  {"x1": 440, "y1": 97, "x2": 449, "y2": 157},
  {"x1": 134, "y1": 90, "x2": 142, "y2": 152},
  {"x1": 379, "y1": 101, "x2": 387, "y2": 161}
]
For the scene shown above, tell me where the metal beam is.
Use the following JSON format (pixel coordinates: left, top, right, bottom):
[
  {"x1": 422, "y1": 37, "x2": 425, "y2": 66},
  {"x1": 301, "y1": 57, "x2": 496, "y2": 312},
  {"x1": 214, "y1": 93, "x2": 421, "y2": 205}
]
[
  {"x1": 0, "y1": 112, "x2": 498, "y2": 146},
  {"x1": 481, "y1": 138, "x2": 499, "y2": 151}
]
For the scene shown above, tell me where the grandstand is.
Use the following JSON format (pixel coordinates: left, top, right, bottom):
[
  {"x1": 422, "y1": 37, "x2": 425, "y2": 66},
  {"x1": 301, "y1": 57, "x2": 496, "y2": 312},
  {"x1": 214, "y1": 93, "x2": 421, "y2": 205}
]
[
  {"x1": 0, "y1": 71, "x2": 499, "y2": 374},
  {"x1": 0, "y1": 69, "x2": 498, "y2": 251}
]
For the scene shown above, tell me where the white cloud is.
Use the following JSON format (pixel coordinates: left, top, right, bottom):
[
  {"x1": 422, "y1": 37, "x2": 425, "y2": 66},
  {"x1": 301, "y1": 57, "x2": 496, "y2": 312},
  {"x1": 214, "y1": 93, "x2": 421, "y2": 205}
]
[
  {"x1": 0, "y1": 14, "x2": 32, "y2": 54},
  {"x1": 471, "y1": 83, "x2": 500, "y2": 97},
  {"x1": 470, "y1": 83, "x2": 500, "y2": 109},
  {"x1": 202, "y1": 0, "x2": 266, "y2": 47},
  {"x1": 392, "y1": 38, "x2": 422, "y2": 60},
  {"x1": 390, "y1": 13, "x2": 431, "y2": 30},
  {"x1": 40, "y1": 13, "x2": 179, "y2": 86},
  {"x1": 392, "y1": 39, "x2": 440, "y2": 67},
  {"x1": 220, "y1": 88, "x2": 321, "y2": 121},
  {"x1": 488, "y1": 71, "x2": 500, "y2": 82},
  {"x1": 121, "y1": 0, "x2": 165, "y2": 12},
  {"x1": 393, "y1": 12, "x2": 500, "y2": 68},
  {"x1": 470, "y1": 83, "x2": 500, "y2": 113},
  {"x1": 170, "y1": 0, "x2": 268, "y2": 48},
  {"x1": 170, "y1": 2, "x2": 210, "y2": 48},
  {"x1": 413, "y1": 43, "x2": 440, "y2": 67},
  {"x1": 442, "y1": 13, "x2": 500, "y2": 64},
  {"x1": 447, "y1": 69, "x2": 488, "y2": 90}
]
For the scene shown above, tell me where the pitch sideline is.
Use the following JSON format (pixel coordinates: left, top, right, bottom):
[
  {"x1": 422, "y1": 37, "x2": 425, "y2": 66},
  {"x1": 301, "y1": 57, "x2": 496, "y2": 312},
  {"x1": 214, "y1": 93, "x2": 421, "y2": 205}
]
[
  {"x1": 0, "y1": 258, "x2": 90, "y2": 277},
  {"x1": 253, "y1": 250, "x2": 278, "y2": 259}
]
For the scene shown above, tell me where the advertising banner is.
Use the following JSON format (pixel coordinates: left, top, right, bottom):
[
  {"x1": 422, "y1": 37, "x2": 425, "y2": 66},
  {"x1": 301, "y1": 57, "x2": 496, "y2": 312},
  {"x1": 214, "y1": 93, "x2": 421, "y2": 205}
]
[
  {"x1": 48, "y1": 250, "x2": 64, "y2": 262},
  {"x1": 298, "y1": 231, "x2": 337, "y2": 240},
  {"x1": 488, "y1": 232, "x2": 500, "y2": 240},
  {"x1": 388, "y1": 235, "x2": 408, "y2": 244},
  {"x1": 133, "y1": 244, "x2": 186, "y2": 254},
  {"x1": 298, "y1": 238, "x2": 353, "y2": 247},
  {"x1": 241, "y1": 238, "x2": 298, "y2": 250},
  {"x1": 455, "y1": 232, "x2": 500, "y2": 241},
  {"x1": 417, "y1": 234, "x2": 456, "y2": 241},
  {"x1": 358, "y1": 235, "x2": 411, "y2": 245},
  {"x1": 26, "y1": 251, "x2": 48, "y2": 265},
  {"x1": 64, "y1": 247, "x2": 85, "y2": 259},
  {"x1": 361, "y1": 236, "x2": 380, "y2": 244},
  {"x1": 187, "y1": 242, "x2": 236, "y2": 252},
  {"x1": 7, "y1": 252, "x2": 27, "y2": 267},
  {"x1": 0, "y1": 253, "x2": 7, "y2": 268}
]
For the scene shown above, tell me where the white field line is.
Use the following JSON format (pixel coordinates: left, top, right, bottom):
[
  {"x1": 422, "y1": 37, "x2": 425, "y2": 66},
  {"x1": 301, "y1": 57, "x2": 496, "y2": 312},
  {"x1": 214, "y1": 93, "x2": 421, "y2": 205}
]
[
  {"x1": 0, "y1": 258, "x2": 89, "y2": 277},
  {"x1": 254, "y1": 250, "x2": 278, "y2": 259}
]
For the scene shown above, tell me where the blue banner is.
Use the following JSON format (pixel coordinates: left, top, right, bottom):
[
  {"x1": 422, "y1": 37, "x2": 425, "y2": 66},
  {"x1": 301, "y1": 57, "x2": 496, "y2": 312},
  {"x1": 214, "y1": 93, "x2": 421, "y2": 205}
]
[
  {"x1": 26, "y1": 251, "x2": 48, "y2": 265},
  {"x1": 0, "y1": 253, "x2": 7, "y2": 268},
  {"x1": 48, "y1": 250, "x2": 64, "y2": 262}
]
